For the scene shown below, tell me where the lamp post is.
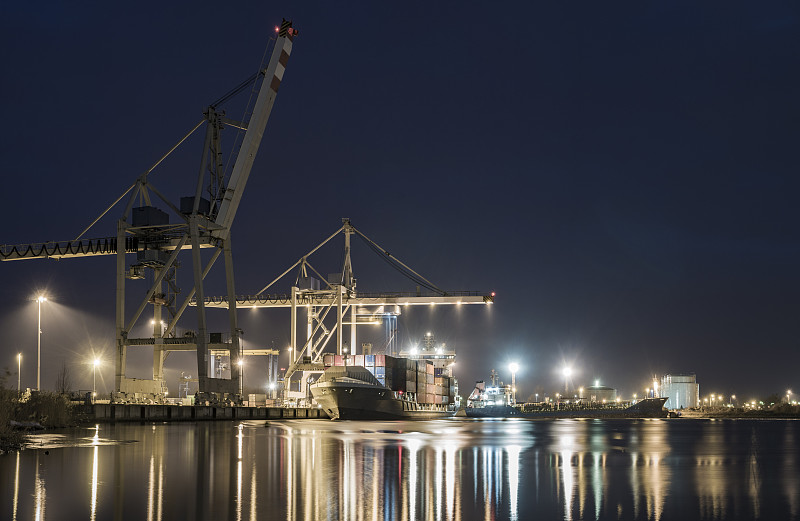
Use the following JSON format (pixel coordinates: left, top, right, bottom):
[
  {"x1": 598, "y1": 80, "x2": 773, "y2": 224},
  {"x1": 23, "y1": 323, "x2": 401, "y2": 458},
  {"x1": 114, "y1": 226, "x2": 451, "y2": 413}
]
[
  {"x1": 36, "y1": 295, "x2": 47, "y2": 391},
  {"x1": 508, "y1": 362, "x2": 519, "y2": 405},
  {"x1": 93, "y1": 358, "x2": 100, "y2": 399},
  {"x1": 238, "y1": 359, "x2": 245, "y2": 396},
  {"x1": 17, "y1": 353, "x2": 21, "y2": 394}
]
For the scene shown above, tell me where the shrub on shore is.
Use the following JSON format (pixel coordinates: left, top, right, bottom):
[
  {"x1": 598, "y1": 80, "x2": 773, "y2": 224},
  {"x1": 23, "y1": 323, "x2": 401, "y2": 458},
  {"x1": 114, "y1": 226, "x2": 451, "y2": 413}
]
[{"x1": 0, "y1": 370, "x2": 77, "y2": 452}]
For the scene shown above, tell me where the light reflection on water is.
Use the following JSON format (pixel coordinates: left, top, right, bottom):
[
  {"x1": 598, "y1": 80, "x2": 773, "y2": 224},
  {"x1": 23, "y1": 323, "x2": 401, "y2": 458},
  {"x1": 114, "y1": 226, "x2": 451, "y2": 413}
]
[{"x1": 1, "y1": 419, "x2": 799, "y2": 520}]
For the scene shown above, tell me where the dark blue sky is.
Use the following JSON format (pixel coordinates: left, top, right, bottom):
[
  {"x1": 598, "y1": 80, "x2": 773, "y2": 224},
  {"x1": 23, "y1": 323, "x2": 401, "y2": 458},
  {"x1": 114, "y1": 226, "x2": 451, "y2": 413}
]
[{"x1": 1, "y1": 2, "x2": 797, "y2": 402}]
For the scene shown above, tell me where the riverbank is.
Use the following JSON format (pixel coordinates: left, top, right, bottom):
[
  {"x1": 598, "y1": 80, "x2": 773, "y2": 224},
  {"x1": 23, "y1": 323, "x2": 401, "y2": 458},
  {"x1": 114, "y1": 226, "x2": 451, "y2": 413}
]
[
  {"x1": 1, "y1": 391, "x2": 76, "y2": 452},
  {"x1": 674, "y1": 404, "x2": 800, "y2": 419}
]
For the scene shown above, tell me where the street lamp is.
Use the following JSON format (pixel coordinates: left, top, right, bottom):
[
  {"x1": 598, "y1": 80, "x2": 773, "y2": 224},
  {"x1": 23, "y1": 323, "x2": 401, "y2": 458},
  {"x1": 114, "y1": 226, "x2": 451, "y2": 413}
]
[
  {"x1": 36, "y1": 295, "x2": 47, "y2": 391},
  {"x1": 93, "y1": 358, "x2": 100, "y2": 399},
  {"x1": 508, "y1": 362, "x2": 519, "y2": 405},
  {"x1": 788, "y1": 390, "x2": 792, "y2": 404},
  {"x1": 562, "y1": 366, "x2": 572, "y2": 393},
  {"x1": 17, "y1": 353, "x2": 22, "y2": 394}
]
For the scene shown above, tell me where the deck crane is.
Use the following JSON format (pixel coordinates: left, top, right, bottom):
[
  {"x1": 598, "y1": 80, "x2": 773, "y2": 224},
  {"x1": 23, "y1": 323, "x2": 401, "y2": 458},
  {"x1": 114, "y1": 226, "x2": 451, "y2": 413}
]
[{"x1": 1, "y1": 19, "x2": 298, "y2": 403}]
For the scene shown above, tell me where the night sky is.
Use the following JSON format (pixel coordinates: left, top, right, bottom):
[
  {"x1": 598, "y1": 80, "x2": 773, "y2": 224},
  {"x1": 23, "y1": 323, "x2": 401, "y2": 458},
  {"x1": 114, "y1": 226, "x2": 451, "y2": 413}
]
[{"x1": 1, "y1": 3, "x2": 797, "y2": 403}]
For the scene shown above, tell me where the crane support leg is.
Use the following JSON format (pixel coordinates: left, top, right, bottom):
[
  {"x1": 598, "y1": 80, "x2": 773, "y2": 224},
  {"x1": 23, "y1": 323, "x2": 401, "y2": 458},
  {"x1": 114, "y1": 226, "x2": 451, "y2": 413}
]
[
  {"x1": 189, "y1": 217, "x2": 209, "y2": 390},
  {"x1": 115, "y1": 220, "x2": 127, "y2": 393},
  {"x1": 223, "y1": 236, "x2": 241, "y2": 394}
]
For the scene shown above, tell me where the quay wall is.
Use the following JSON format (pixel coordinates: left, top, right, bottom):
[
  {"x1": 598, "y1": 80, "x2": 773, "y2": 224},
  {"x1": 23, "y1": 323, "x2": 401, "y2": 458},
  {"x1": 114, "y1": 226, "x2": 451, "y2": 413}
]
[{"x1": 82, "y1": 404, "x2": 329, "y2": 422}]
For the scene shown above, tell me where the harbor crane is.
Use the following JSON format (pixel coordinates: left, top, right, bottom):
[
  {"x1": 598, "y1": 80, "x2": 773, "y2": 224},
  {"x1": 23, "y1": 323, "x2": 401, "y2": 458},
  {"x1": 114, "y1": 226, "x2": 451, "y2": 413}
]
[
  {"x1": 1, "y1": 20, "x2": 298, "y2": 403},
  {"x1": 197, "y1": 218, "x2": 494, "y2": 404}
]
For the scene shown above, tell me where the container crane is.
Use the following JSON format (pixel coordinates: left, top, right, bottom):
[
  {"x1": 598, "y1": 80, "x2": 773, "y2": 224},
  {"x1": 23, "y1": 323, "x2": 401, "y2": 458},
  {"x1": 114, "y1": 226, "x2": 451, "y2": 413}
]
[{"x1": 1, "y1": 19, "x2": 298, "y2": 403}]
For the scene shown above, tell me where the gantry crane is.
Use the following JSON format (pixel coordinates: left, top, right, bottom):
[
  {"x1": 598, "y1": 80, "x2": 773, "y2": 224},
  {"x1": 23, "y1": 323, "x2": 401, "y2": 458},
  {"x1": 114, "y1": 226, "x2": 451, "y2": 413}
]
[
  {"x1": 197, "y1": 218, "x2": 494, "y2": 404},
  {"x1": 1, "y1": 19, "x2": 298, "y2": 403}
]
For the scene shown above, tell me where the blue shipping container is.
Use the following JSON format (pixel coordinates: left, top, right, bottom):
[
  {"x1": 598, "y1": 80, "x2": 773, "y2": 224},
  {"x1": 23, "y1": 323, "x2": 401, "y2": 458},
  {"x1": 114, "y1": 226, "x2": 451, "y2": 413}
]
[
  {"x1": 366, "y1": 355, "x2": 376, "y2": 365},
  {"x1": 375, "y1": 366, "x2": 385, "y2": 376}
]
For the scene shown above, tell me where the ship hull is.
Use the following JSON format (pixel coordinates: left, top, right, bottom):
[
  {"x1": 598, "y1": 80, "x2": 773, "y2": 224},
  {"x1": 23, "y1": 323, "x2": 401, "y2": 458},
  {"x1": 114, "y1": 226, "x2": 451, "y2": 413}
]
[
  {"x1": 465, "y1": 398, "x2": 669, "y2": 419},
  {"x1": 312, "y1": 381, "x2": 456, "y2": 420}
]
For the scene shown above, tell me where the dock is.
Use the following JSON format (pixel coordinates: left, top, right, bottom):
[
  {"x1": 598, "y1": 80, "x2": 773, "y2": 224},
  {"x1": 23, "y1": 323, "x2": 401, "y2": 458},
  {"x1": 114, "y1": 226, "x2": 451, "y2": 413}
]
[{"x1": 80, "y1": 404, "x2": 330, "y2": 422}]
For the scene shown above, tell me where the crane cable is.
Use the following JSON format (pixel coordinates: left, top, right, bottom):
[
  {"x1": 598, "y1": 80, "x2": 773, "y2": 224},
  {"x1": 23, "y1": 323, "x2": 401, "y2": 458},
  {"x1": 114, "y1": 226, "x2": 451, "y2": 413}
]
[{"x1": 353, "y1": 229, "x2": 446, "y2": 296}]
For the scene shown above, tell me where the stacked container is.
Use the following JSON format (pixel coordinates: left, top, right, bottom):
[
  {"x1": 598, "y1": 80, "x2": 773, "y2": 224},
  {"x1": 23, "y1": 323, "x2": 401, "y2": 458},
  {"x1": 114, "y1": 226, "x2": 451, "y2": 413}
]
[{"x1": 319, "y1": 353, "x2": 454, "y2": 406}]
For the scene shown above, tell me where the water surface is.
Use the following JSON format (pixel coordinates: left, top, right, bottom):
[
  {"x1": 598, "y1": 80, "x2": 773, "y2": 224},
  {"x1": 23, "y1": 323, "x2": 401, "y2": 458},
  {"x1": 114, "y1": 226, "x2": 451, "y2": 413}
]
[{"x1": 1, "y1": 418, "x2": 798, "y2": 520}]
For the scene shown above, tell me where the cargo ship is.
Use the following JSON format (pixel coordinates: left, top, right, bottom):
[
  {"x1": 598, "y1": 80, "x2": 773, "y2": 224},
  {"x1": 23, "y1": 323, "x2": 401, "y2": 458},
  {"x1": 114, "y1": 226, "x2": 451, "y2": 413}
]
[
  {"x1": 311, "y1": 334, "x2": 458, "y2": 420},
  {"x1": 465, "y1": 380, "x2": 668, "y2": 419}
]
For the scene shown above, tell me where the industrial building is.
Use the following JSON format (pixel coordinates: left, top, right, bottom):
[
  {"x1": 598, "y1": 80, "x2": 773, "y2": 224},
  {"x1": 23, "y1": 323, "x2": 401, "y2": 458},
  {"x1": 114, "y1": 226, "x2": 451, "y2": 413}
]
[
  {"x1": 582, "y1": 385, "x2": 617, "y2": 403},
  {"x1": 660, "y1": 373, "x2": 700, "y2": 409}
]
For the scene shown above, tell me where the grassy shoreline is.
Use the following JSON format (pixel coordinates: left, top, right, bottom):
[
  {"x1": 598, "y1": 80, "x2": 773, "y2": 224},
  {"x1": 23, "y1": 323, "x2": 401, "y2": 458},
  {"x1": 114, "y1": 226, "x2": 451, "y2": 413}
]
[{"x1": 1, "y1": 391, "x2": 78, "y2": 452}]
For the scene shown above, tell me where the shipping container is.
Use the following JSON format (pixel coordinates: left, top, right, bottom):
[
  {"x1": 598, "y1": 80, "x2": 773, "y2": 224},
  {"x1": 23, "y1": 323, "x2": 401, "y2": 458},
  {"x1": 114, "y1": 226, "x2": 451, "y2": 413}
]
[
  {"x1": 426, "y1": 363, "x2": 434, "y2": 375},
  {"x1": 434, "y1": 377, "x2": 444, "y2": 386},
  {"x1": 378, "y1": 377, "x2": 385, "y2": 386},
  {"x1": 406, "y1": 382, "x2": 416, "y2": 394},
  {"x1": 366, "y1": 355, "x2": 375, "y2": 366},
  {"x1": 375, "y1": 366, "x2": 385, "y2": 376},
  {"x1": 376, "y1": 354, "x2": 385, "y2": 366},
  {"x1": 334, "y1": 355, "x2": 344, "y2": 366},
  {"x1": 323, "y1": 354, "x2": 334, "y2": 367},
  {"x1": 434, "y1": 367, "x2": 444, "y2": 377},
  {"x1": 354, "y1": 354, "x2": 364, "y2": 366},
  {"x1": 427, "y1": 374, "x2": 434, "y2": 385}
]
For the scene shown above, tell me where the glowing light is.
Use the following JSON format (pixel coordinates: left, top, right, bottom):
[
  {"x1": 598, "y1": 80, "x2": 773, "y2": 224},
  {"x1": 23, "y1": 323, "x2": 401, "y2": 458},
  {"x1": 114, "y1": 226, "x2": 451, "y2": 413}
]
[
  {"x1": 562, "y1": 366, "x2": 572, "y2": 378},
  {"x1": 509, "y1": 362, "x2": 519, "y2": 374},
  {"x1": 237, "y1": 359, "x2": 244, "y2": 367}
]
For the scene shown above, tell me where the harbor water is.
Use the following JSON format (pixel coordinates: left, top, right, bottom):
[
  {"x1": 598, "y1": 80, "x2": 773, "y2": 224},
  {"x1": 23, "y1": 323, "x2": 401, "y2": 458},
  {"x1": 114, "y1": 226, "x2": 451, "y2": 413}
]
[{"x1": 1, "y1": 418, "x2": 799, "y2": 520}]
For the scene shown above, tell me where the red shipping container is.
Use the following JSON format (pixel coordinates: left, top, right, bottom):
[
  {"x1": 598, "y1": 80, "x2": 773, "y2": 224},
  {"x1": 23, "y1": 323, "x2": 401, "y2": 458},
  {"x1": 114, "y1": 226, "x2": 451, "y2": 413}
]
[
  {"x1": 426, "y1": 363, "x2": 434, "y2": 374},
  {"x1": 323, "y1": 354, "x2": 334, "y2": 367},
  {"x1": 334, "y1": 355, "x2": 344, "y2": 366},
  {"x1": 376, "y1": 354, "x2": 385, "y2": 366}
]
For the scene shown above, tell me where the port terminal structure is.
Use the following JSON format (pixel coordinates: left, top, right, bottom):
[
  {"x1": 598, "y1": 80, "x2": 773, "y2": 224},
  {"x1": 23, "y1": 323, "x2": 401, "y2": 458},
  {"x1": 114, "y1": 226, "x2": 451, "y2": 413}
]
[
  {"x1": 1, "y1": 21, "x2": 299, "y2": 404},
  {"x1": 196, "y1": 218, "x2": 494, "y2": 405}
]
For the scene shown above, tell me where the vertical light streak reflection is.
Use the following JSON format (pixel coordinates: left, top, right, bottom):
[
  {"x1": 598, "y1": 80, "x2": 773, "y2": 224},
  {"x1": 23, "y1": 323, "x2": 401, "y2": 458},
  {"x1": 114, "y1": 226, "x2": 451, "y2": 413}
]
[
  {"x1": 34, "y1": 451, "x2": 46, "y2": 521},
  {"x1": 630, "y1": 451, "x2": 640, "y2": 520},
  {"x1": 407, "y1": 438, "x2": 421, "y2": 521},
  {"x1": 286, "y1": 429, "x2": 293, "y2": 521},
  {"x1": 445, "y1": 443, "x2": 457, "y2": 521},
  {"x1": 506, "y1": 445, "x2": 521, "y2": 521},
  {"x1": 237, "y1": 424, "x2": 243, "y2": 521},
  {"x1": 434, "y1": 445, "x2": 443, "y2": 521},
  {"x1": 147, "y1": 455, "x2": 155, "y2": 521},
  {"x1": 12, "y1": 451, "x2": 20, "y2": 521},
  {"x1": 592, "y1": 452, "x2": 603, "y2": 520},
  {"x1": 249, "y1": 460, "x2": 257, "y2": 521},
  {"x1": 559, "y1": 434, "x2": 575, "y2": 521},
  {"x1": 748, "y1": 429, "x2": 761, "y2": 520},
  {"x1": 481, "y1": 447, "x2": 491, "y2": 521},
  {"x1": 156, "y1": 453, "x2": 163, "y2": 521},
  {"x1": 90, "y1": 425, "x2": 100, "y2": 521},
  {"x1": 91, "y1": 446, "x2": 99, "y2": 521}
]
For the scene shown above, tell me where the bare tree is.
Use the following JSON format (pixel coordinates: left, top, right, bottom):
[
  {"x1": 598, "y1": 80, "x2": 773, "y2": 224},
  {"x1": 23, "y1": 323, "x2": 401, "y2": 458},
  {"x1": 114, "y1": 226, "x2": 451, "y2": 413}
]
[{"x1": 55, "y1": 362, "x2": 72, "y2": 395}]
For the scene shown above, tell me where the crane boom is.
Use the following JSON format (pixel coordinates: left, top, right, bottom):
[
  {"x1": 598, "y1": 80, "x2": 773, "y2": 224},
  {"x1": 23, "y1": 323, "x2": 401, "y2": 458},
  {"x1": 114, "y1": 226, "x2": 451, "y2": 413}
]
[{"x1": 213, "y1": 22, "x2": 295, "y2": 238}]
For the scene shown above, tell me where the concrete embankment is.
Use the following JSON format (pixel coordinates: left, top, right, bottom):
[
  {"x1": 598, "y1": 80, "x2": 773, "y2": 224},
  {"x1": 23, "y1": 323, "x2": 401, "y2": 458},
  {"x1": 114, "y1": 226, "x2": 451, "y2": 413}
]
[{"x1": 78, "y1": 404, "x2": 329, "y2": 422}]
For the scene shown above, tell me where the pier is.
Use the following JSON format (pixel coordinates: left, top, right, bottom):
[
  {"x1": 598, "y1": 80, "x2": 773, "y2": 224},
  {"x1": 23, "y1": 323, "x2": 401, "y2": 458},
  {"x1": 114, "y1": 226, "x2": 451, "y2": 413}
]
[{"x1": 81, "y1": 404, "x2": 329, "y2": 422}]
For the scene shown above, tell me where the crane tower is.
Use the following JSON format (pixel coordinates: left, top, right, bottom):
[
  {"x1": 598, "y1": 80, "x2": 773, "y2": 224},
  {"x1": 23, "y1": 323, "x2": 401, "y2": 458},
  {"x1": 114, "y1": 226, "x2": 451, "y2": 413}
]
[{"x1": 1, "y1": 19, "x2": 298, "y2": 403}]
